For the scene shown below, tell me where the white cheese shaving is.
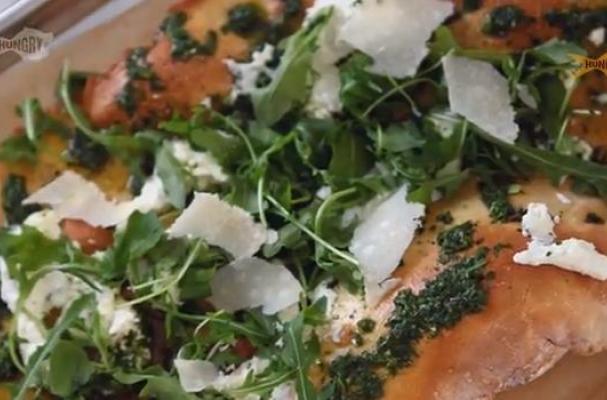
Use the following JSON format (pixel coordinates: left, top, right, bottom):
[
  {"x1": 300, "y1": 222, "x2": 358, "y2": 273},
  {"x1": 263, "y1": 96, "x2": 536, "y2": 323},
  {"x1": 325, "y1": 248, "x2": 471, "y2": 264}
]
[
  {"x1": 514, "y1": 203, "x2": 607, "y2": 280},
  {"x1": 23, "y1": 171, "x2": 132, "y2": 227},
  {"x1": 224, "y1": 44, "x2": 276, "y2": 98},
  {"x1": 520, "y1": 203, "x2": 555, "y2": 244},
  {"x1": 209, "y1": 257, "x2": 302, "y2": 315},
  {"x1": 168, "y1": 193, "x2": 267, "y2": 259},
  {"x1": 306, "y1": 0, "x2": 354, "y2": 116},
  {"x1": 443, "y1": 54, "x2": 519, "y2": 143},
  {"x1": 349, "y1": 185, "x2": 425, "y2": 284},
  {"x1": 23, "y1": 209, "x2": 62, "y2": 239},
  {"x1": 175, "y1": 356, "x2": 269, "y2": 394},
  {"x1": 0, "y1": 257, "x2": 19, "y2": 311},
  {"x1": 169, "y1": 139, "x2": 228, "y2": 188},
  {"x1": 340, "y1": 0, "x2": 453, "y2": 78},
  {"x1": 23, "y1": 171, "x2": 169, "y2": 228},
  {"x1": 365, "y1": 278, "x2": 401, "y2": 307},
  {"x1": 270, "y1": 382, "x2": 297, "y2": 400}
]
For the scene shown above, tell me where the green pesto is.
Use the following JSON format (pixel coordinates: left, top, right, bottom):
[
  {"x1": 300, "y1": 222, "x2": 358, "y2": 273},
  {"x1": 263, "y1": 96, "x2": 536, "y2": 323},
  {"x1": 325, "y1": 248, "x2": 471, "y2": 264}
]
[
  {"x1": 2, "y1": 174, "x2": 41, "y2": 225},
  {"x1": 115, "y1": 81, "x2": 139, "y2": 116},
  {"x1": 125, "y1": 47, "x2": 155, "y2": 81},
  {"x1": 357, "y1": 318, "x2": 376, "y2": 334},
  {"x1": 436, "y1": 211, "x2": 454, "y2": 225},
  {"x1": 437, "y1": 221, "x2": 475, "y2": 260},
  {"x1": 65, "y1": 130, "x2": 110, "y2": 171},
  {"x1": 223, "y1": 3, "x2": 266, "y2": 36},
  {"x1": 544, "y1": 8, "x2": 607, "y2": 42},
  {"x1": 479, "y1": 180, "x2": 520, "y2": 223},
  {"x1": 329, "y1": 250, "x2": 489, "y2": 400},
  {"x1": 161, "y1": 12, "x2": 218, "y2": 59},
  {"x1": 482, "y1": 5, "x2": 529, "y2": 37}
]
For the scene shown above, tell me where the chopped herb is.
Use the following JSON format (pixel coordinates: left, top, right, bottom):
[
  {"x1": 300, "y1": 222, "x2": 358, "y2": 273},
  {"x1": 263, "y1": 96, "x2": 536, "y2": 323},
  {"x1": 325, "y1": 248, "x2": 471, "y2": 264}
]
[
  {"x1": 357, "y1": 318, "x2": 376, "y2": 334},
  {"x1": 436, "y1": 211, "x2": 454, "y2": 225},
  {"x1": 283, "y1": 0, "x2": 302, "y2": 17},
  {"x1": 0, "y1": 333, "x2": 18, "y2": 381},
  {"x1": 0, "y1": 135, "x2": 37, "y2": 163},
  {"x1": 116, "y1": 81, "x2": 139, "y2": 116},
  {"x1": 161, "y1": 12, "x2": 218, "y2": 59},
  {"x1": 126, "y1": 47, "x2": 155, "y2": 81},
  {"x1": 437, "y1": 221, "x2": 475, "y2": 260},
  {"x1": 462, "y1": 0, "x2": 481, "y2": 12},
  {"x1": 479, "y1": 180, "x2": 520, "y2": 223},
  {"x1": 2, "y1": 174, "x2": 41, "y2": 225},
  {"x1": 65, "y1": 129, "x2": 110, "y2": 170},
  {"x1": 482, "y1": 5, "x2": 530, "y2": 37},
  {"x1": 585, "y1": 212, "x2": 605, "y2": 225},
  {"x1": 223, "y1": 3, "x2": 266, "y2": 36},
  {"x1": 330, "y1": 250, "x2": 489, "y2": 400},
  {"x1": 544, "y1": 8, "x2": 607, "y2": 42}
]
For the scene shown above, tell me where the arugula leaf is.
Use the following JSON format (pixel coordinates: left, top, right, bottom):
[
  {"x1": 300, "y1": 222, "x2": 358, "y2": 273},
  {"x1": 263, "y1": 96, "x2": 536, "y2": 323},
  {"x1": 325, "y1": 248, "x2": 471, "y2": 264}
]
[
  {"x1": 15, "y1": 294, "x2": 95, "y2": 400},
  {"x1": 2, "y1": 174, "x2": 41, "y2": 225},
  {"x1": 475, "y1": 128, "x2": 607, "y2": 196},
  {"x1": 252, "y1": 11, "x2": 330, "y2": 126},
  {"x1": 156, "y1": 142, "x2": 189, "y2": 209},
  {"x1": 530, "y1": 38, "x2": 586, "y2": 65},
  {"x1": 281, "y1": 314, "x2": 318, "y2": 400},
  {"x1": 48, "y1": 340, "x2": 93, "y2": 396},
  {"x1": 0, "y1": 226, "x2": 70, "y2": 274},
  {"x1": 0, "y1": 135, "x2": 37, "y2": 163},
  {"x1": 141, "y1": 376, "x2": 199, "y2": 400},
  {"x1": 190, "y1": 126, "x2": 246, "y2": 167},
  {"x1": 328, "y1": 127, "x2": 373, "y2": 179},
  {"x1": 115, "y1": 212, "x2": 164, "y2": 263}
]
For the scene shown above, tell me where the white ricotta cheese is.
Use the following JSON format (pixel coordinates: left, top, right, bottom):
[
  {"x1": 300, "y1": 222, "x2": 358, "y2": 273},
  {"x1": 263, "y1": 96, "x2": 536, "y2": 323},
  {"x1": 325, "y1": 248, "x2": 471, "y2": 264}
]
[
  {"x1": 514, "y1": 239, "x2": 607, "y2": 280},
  {"x1": 23, "y1": 209, "x2": 62, "y2": 239},
  {"x1": 169, "y1": 140, "x2": 228, "y2": 189},
  {"x1": 349, "y1": 185, "x2": 425, "y2": 284},
  {"x1": 130, "y1": 174, "x2": 168, "y2": 213},
  {"x1": 224, "y1": 44, "x2": 276, "y2": 98},
  {"x1": 514, "y1": 203, "x2": 607, "y2": 280},
  {"x1": 443, "y1": 54, "x2": 519, "y2": 143},
  {"x1": 168, "y1": 192, "x2": 267, "y2": 259},
  {"x1": 340, "y1": 0, "x2": 453, "y2": 78},
  {"x1": 0, "y1": 257, "x2": 19, "y2": 311},
  {"x1": 209, "y1": 257, "x2": 302, "y2": 315},
  {"x1": 520, "y1": 203, "x2": 555, "y2": 244}
]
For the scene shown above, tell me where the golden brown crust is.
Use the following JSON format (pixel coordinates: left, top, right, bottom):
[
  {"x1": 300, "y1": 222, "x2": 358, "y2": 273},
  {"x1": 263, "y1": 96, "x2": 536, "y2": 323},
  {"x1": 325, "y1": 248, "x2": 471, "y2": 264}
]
[{"x1": 335, "y1": 179, "x2": 607, "y2": 400}]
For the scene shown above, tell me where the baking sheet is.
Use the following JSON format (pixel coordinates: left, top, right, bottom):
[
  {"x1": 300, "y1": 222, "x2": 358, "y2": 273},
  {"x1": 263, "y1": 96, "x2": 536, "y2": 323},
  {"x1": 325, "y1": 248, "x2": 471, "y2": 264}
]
[{"x1": 0, "y1": 1, "x2": 606, "y2": 398}]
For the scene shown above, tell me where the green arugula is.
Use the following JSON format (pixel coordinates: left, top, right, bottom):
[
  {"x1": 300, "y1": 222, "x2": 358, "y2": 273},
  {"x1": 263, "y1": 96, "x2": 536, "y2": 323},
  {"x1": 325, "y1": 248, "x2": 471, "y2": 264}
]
[
  {"x1": 48, "y1": 340, "x2": 93, "y2": 396},
  {"x1": 15, "y1": 294, "x2": 95, "y2": 400},
  {"x1": 252, "y1": 10, "x2": 330, "y2": 126}
]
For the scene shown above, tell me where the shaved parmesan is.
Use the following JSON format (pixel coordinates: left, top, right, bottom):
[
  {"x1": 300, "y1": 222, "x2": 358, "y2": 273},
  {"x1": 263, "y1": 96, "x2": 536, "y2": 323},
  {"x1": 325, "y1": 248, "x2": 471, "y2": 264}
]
[
  {"x1": 270, "y1": 382, "x2": 297, "y2": 400},
  {"x1": 175, "y1": 356, "x2": 269, "y2": 394},
  {"x1": 168, "y1": 193, "x2": 267, "y2": 259},
  {"x1": 174, "y1": 359, "x2": 219, "y2": 393},
  {"x1": 340, "y1": 0, "x2": 453, "y2": 78},
  {"x1": 514, "y1": 203, "x2": 607, "y2": 280},
  {"x1": 23, "y1": 171, "x2": 169, "y2": 228},
  {"x1": 443, "y1": 54, "x2": 519, "y2": 143},
  {"x1": 209, "y1": 257, "x2": 302, "y2": 315},
  {"x1": 225, "y1": 44, "x2": 276, "y2": 98},
  {"x1": 350, "y1": 186, "x2": 425, "y2": 284},
  {"x1": 306, "y1": 0, "x2": 354, "y2": 116},
  {"x1": 23, "y1": 171, "x2": 131, "y2": 227}
]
